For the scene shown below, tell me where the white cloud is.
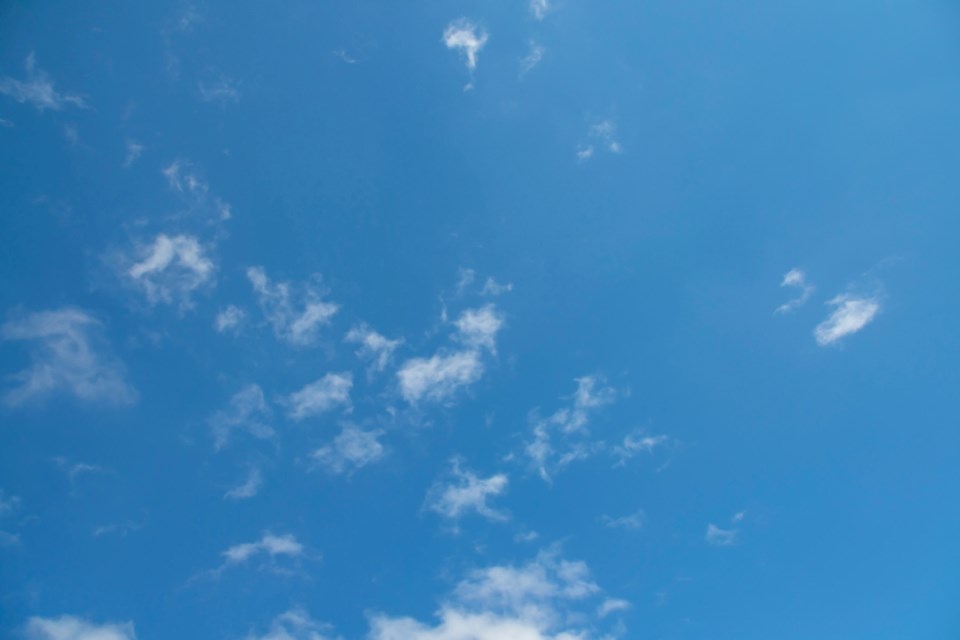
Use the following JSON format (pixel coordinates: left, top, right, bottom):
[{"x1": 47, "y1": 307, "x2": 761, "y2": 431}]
[
  {"x1": 705, "y1": 523, "x2": 738, "y2": 546},
  {"x1": 814, "y1": 293, "x2": 881, "y2": 346},
  {"x1": 525, "y1": 376, "x2": 616, "y2": 481},
  {"x1": 246, "y1": 608, "x2": 338, "y2": 640},
  {"x1": 311, "y1": 425, "x2": 385, "y2": 475},
  {"x1": 198, "y1": 74, "x2": 241, "y2": 106},
  {"x1": 1, "y1": 308, "x2": 137, "y2": 407},
  {"x1": 601, "y1": 511, "x2": 645, "y2": 531},
  {"x1": 775, "y1": 268, "x2": 814, "y2": 314},
  {"x1": 369, "y1": 549, "x2": 623, "y2": 640},
  {"x1": 284, "y1": 373, "x2": 352, "y2": 421},
  {"x1": 612, "y1": 430, "x2": 668, "y2": 466},
  {"x1": 0, "y1": 53, "x2": 87, "y2": 112},
  {"x1": 520, "y1": 41, "x2": 546, "y2": 76},
  {"x1": 123, "y1": 139, "x2": 143, "y2": 168},
  {"x1": 24, "y1": 616, "x2": 136, "y2": 640},
  {"x1": 127, "y1": 234, "x2": 215, "y2": 308},
  {"x1": 576, "y1": 146, "x2": 594, "y2": 162},
  {"x1": 397, "y1": 350, "x2": 484, "y2": 404},
  {"x1": 161, "y1": 160, "x2": 232, "y2": 222},
  {"x1": 530, "y1": 0, "x2": 551, "y2": 20},
  {"x1": 345, "y1": 325, "x2": 402, "y2": 374},
  {"x1": 443, "y1": 20, "x2": 489, "y2": 72},
  {"x1": 247, "y1": 267, "x2": 339, "y2": 347},
  {"x1": 456, "y1": 267, "x2": 477, "y2": 294},
  {"x1": 579, "y1": 120, "x2": 622, "y2": 160},
  {"x1": 426, "y1": 460, "x2": 509, "y2": 524},
  {"x1": 454, "y1": 305, "x2": 504, "y2": 353},
  {"x1": 209, "y1": 384, "x2": 274, "y2": 451},
  {"x1": 0, "y1": 490, "x2": 21, "y2": 516},
  {"x1": 597, "y1": 599, "x2": 630, "y2": 618},
  {"x1": 215, "y1": 305, "x2": 246, "y2": 334},
  {"x1": 222, "y1": 532, "x2": 304, "y2": 566},
  {"x1": 225, "y1": 467, "x2": 263, "y2": 501},
  {"x1": 481, "y1": 277, "x2": 513, "y2": 296}
]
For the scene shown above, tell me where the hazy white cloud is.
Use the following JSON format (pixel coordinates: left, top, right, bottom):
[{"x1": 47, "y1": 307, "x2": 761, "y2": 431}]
[
  {"x1": 345, "y1": 325, "x2": 402, "y2": 374},
  {"x1": 597, "y1": 599, "x2": 631, "y2": 618},
  {"x1": 123, "y1": 139, "x2": 143, "y2": 168},
  {"x1": 52, "y1": 457, "x2": 106, "y2": 485},
  {"x1": 397, "y1": 350, "x2": 483, "y2": 404},
  {"x1": 161, "y1": 160, "x2": 232, "y2": 222},
  {"x1": 775, "y1": 268, "x2": 814, "y2": 314},
  {"x1": 0, "y1": 490, "x2": 21, "y2": 516},
  {"x1": 209, "y1": 384, "x2": 274, "y2": 451},
  {"x1": 426, "y1": 460, "x2": 509, "y2": 524},
  {"x1": 705, "y1": 523, "x2": 738, "y2": 546},
  {"x1": 198, "y1": 74, "x2": 241, "y2": 106},
  {"x1": 443, "y1": 20, "x2": 489, "y2": 72},
  {"x1": 456, "y1": 267, "x2": 477, "y2": 294},
  {"x1": 284, "y1": 373, "x2": 352, "y2": 421},
  {"x1": 530, "y1": 0, "x2": 551, "y2": 20},
  {"x1": 814, "y1": 294, "x2": 881, "y2": 346},
  {"x1": 612, "y1": 431, "x2": 668, "y2": 466},
  {"x1": 0, "y1": 53, "x2": 87, "y2": 112},
  {"x1": 311, "y1": 425, "x2": 385, "y2": 475},
  {"x1": 454, "y1": 305, "x2": 504, "y2": 353},
  {"x1": 602, "y1": 511, "x2": 645, "y2": 531},
  {"x1": 481, "y1": 277, "x2": 513, "y2": 296},
  {"x1": 24, "y1": 616, "x2": 136, "y2": 640},
  {"x1": 92, "y1": 520, "x2": 143, "y2": 538},
  {"x1": 215, "y1": 305, "x2": 246, "y2": 334},
  {"x1": 247, "y1": 267, "x2": 339, "y2": 347},
  {"x1": 213, "y1": 532, "x2": 306, "y2": 577},
  {"x1": 225, "y1": 467, "x2": 263, "y2": 501},
  {"x1": 1, "y1": 308, "x2": 137, "y2": 407},
  {"x1": 520, "y1": 41, "x2": 546, "y2": 76},
  {"x1": 525, "y1": 376, "x2": 616, "y2": 481},
  {"x1": 127, "y1": 234, "x2": 215, "y2": 308},
  {"x1": 369, "y1": 548, "x2": 623, "y2": 640},
  {"x1": 576, "y1": 146, "x2": 594, "y2": 162},
  {"x1": 246, "y1": 608, "x2": 338, "y2": 640}
]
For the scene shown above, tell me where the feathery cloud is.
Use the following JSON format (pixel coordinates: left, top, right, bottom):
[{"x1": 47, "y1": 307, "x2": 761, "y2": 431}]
[
  {"x1": 198, "y1": 74, "x2": 241, "y2": 106},
  {"x1": 214, "y1": 305, "x2": 246, "y2": 334},
  {"x1": 221, "y1": 532, "x2": 304, "y2": 569},
  {"x1": 775, "y1": 268, "x2": 814, "y2": 314},
  {"x1": 24, "y1": 616, "x2": 136, "y2": 640},
  {"x1": 224, "y1": 467, "x2": 263, "y2": 501},
  {"x1": 127, "y1": 234, "x2": 215, "y2": 308},
  {"x1": 0, "y1": 53, "x2": 87, "y2": 112},
  {"x1": 612, "y1": 431, "x2": 668, "y2": 466},
  {"x1": 426, "y1": 460, "x2": 509, "y2": 524},
  {"x1": 246, "y1": 608, "x2": 338, "y2": 640},
  {"x1": 397, "y1": 350, "x2": 483, "y2": 404},
  {"x1": 705, "y1": 523, "x2": 738, "y2": 546},
  {"x1": 209, "y1": 384, "x2": 273, "y2": 451},
  {"x1": 284, "y1": 373, "x2": 352, "y2": 421},
  {"x1": 602, "y1": 511, "x2": 645, "y2": 531},
  {"x1": 311, "y1": 425, "x2": 385, "y2": 475},
  {"x1": 454, "y1": 305, "x2": 504, "y2": 353},
  {"x1": 247, "y1": 267, "x2": 339, "y2": 347},
  {"x1": 443, "y1": 20, "x2": 489, "y2": 72},
  {"x1": 1, "y1": 308, "x2": 137, "y2": 407},
  {"x1": 814, "y1": 293, "x2": 881, "y2": 346},
  {"x1": 530, "y1": 0, "x2": 551, "y2": 20},
  {"x1": 345, "y1": 325, "x2": 402, "y2": 374},
  {"x1": 123, "y1": 140, "x2": 143, "y2": 168},
  {"x1": 520, "y1": 41, "x2": 546, "y2": 76}
]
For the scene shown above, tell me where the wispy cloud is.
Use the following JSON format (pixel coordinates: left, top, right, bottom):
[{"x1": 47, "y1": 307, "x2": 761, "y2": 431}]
[
  {"x1": 520, "y1": 41, "x2": 546, "y2": 76},
  {"x1": 126, "y1": 234, "x2": 215, "y2": 309},
  {"x1": 814, "y1": 293, "x2": 881, "y2": 346},
  {"x1": 530, "y1": 0, "x2": 551, "y2": 20},
  {"x1": 602, "y1": 511, "x2": 645, "y2": 531},
  {"x1": 345, "y1": 324, "x2": 402, "y2": 374},
  {"x1": 284, "y1": 373, "x2": 352, "y2": 421},
  {"x1": 775, "y1": 268, "x2": 814, "y2": 314},
  {"x1": 481, "y1": 277, "x2": 513, "y2": 296},
  {"x1": 598, "y1": 598, "x2": 631, "y2": 618},
  {"x1": 612, "y1": 430, "x2": 669, "y2": 466},
  {"x1": 0, "y1": 490, "x2": 21, "y2": 516},
  {"x1": 246, "y1": 608, "x2": 338, "y2": 640},
  {"x1": 247, "y1": 267, "x2": 339, "y2": 347},
  {"x1": 123, "y1": 139, "x2": 143, "y2": 168},
  {"x1": 224, "y1": 467, "x2": 263, "y2": 501},
  {"x1": 1, "y1": 308, "x2": 137, "y2": 407},
  {"x1": 0, "y1": 53, "x2": 87, "y2": 112},
  {"x1": 161, "y1": 160, "x2": 232, "y2": 222},
  {"x1": 426, "y1": 459, "x2": 509, "y2": 525},
  {"x1": 24, "y1": 615, "x2": 136, "y2": 640},
  {"x1": 198, "y1": 74, "x2": 241, "y2": 107},
  {"x1": 214, "y1": 305, "x2": 246, "y2": 334},
  {"x1": 578, "y1": 119, "x2": 622, "y2": 161},
  {"x1": 705, "y1": 523, "x2": 739, "y2": 546},
  {"x1": 443, "y1": 19, "x2": 488, "y2": 90},
  {"x1": 397, "y1": 350, "x2": 483, "y2": 404},
  {"x1": 525, "y1": 376, "x2": 616, "y2": 481},
  {"x1": 211, "y1": 532, "x2": 306, "y2": 577},
  {"x1": 454, "y1": 304, "x2": 504, "y2": 353},
  {"x1": 208, "y1": 385, "x2": 274, "y2": 451},
  {"x1": 311, "y1": 425, "x2": 385, "y2": 475}
]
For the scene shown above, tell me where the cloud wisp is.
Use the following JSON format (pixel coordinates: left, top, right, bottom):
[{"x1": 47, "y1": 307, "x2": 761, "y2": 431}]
[
  {"x1": 246, "y1": 608, "x2": 338, "y2": 640},
  {"x1": 425, "y1": 459, "x2": 509, "y2": 527},
  {"x1": 0, "y1": 53, "x2": 87, "y2": 112},
  {"x1": 443, "y1": 19, "x2": 488, "y2": 90},
  {"x1": 127, "y1": 234, "x2": 215, "y2": 309},
  {"x1": 775, "y1": 268, "x2": 815, "y2": 314},
  {"x1": 24, "y1": 616, "x2": 136, "y2": 640},
  {"x1": 311, "y1": 424, "x2": 385, "y2": 475},
  {"x1": 284, "y1": 373, "x2": 352, "y2": 421},
  {"x1": 208, "y1": 384, "x2": 274, "y2": 451},
  {"x1": 814, "y1": 293, "x2": 881, "y2": 346},
  {"x1": 345, "y1": 324, "x2": 402, "y2": 375},
  {"x1": 247, "y1": 267, "x2": 339, "y2": 347}
]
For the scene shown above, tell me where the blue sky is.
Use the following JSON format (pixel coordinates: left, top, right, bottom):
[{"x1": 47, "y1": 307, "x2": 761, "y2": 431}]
[{"x1": 1, "y1": 1, "x2": 959, "y2": 638}]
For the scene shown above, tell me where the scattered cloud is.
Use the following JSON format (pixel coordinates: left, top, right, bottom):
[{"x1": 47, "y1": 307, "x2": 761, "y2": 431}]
[
  {"x1": 525, "y1": 376, "x2": 616, "y2": 481},
  {"x1": 0, "y1": 490, "x2": 21, "y2": 516},
  {"x1": 397, "y1": 350, "x2": 483, "y2": 404},
  {"x1": 369, "y1": 548, "x2": 625, "y2": 639},
  {"x1": 612, "y1": 430, "x2": 668, "y2": 466},
  {"x1": 214, "y1": 532, "x2": 306, "y2": 576},
  {"x1": 520, "y1": 41, "x2": 546, "y2": 76},
  {"x1": 247, "y1": 267, "x2": 339, "y2": 347},
  {"x1": 1, "y1": 308, "x2": 137, "y2": 407},
  {"x1": 284, "y1": 373, "x2": 352, "y2": 421},
  {"x1": 814, "y1": 293, "x2": 881, "y2": 346},
  {"x1": 775, "y1": 268, "x2": 814, "y2": 314},
  {"x1": 214, "y1": 305, "x2": 246, "y2": 334},
  {"x1": 454, "y1": 305, "x2": 504, "y2": 353},
  {"x1": 426, "y1": 459, "x2": 509, "y2": 525},
  {"x1": 246, "y1": 608, "x2": 338, "y2": 640},
  {"x1": 161, "y1": 160, "x2": 232, "y2": 223},
  {"x1": 92, "y1": 520, "x2": 143, "y2": 538},
  {"x1": 225, "y1": 467, "x2": 263, "y2": 500},
  {"x1": 209, "y1": 384, "x2": 274, "y2": 451},
  {"x1": 123, "y1": 139, "x2": 143, "y2": 168},
  {"x1": 530, "y1": 0, "x2": 551, "y2": 20},
  {"x1": 456, "y1": 267, "x2": 477, "y2": 295},
  {"x1": 597, "y1": 598, "x2": 631, "y2": 618},
  {"x1": 0, "y1": 53, "x2": 87, "y2": 112},
  {"x1": 126, "y1": 234, "x2": 215, "y2": 309},
  {"x1": 443, "y1": 19, "x2": 489, "y2": 72},
  {"x1": 198, "y1": 74, "x2": 241, "y2": 106},
  {"x1": 602, "y1": 511, "x2": 645, "y2": 531},
  {"x1": 705, "y1": 523, "x2": 738, "y2": 547},
  {"x1": 481, "y1": 277, "x2": 513, "y2": 296},
  {"x1": 52, "y1": 457, "x2": 106, "y2": 486},
  {"x1": 579, "y1": 120, "x2": 622, "y2": 161},
  {"x1": 311, "y1": 424, "x2": 385, "y2": 475},
  {"x1": 24, "y1": 616, "x2": 136, "y2": 640},
  {"x1": 345, "y1": 324, "x2": 402, "y2": 374}
]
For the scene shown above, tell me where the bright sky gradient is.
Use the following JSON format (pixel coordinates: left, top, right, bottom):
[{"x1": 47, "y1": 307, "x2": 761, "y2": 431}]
[{"x1": 1, "y1": 2, "x2": 959, "y2": 639}]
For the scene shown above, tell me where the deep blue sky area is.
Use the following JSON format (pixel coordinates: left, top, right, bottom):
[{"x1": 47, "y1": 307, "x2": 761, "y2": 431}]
[{"x1": 1, "y1": 2, "x2": 958, "y2": 639}]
